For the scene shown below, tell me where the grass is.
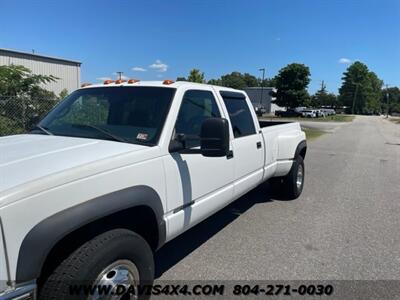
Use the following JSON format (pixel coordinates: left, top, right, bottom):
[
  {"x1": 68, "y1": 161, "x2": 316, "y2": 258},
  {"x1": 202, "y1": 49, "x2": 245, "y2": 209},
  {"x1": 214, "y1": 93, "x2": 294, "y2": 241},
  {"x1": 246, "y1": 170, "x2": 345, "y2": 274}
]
[
  {"x1": 302, "y1": 128, "x2": 326, "y2": 140},
  {"x1": 262, "y1": 114, "x2": 355, "y2": 122},
  {"x1": 323, "y1": 115, "x2": 355, "y2": 122}
]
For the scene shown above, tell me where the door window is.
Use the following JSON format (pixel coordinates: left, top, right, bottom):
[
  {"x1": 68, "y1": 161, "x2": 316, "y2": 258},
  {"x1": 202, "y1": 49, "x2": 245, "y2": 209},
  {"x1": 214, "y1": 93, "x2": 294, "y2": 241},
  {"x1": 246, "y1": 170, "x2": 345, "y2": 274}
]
[
  {"x1": 222, "y1": 97, "x2": 256, "y2": 138},
  {"x1": 174, "y1": 90, "x2": 221, "y2": 148}
]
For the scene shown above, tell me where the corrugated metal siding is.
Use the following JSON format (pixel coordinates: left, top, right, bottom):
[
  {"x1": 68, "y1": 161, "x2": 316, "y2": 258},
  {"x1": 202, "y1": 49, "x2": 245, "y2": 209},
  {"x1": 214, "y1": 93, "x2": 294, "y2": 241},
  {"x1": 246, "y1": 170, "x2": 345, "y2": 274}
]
[
  {"x1": 0, "y1": 51, "x2": 80, "y2": 95},
  {"x1": 244, "y1": 87, "x2": 276, "y2": 113}
]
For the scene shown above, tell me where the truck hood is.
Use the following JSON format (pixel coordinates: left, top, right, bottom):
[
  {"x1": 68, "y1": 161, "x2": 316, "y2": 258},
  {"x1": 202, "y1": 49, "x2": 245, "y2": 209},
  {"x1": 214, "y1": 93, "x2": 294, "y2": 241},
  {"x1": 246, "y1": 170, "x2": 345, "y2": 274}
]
[{"x1": 0, "y1": 134, "x2": 148, "y2": 198}]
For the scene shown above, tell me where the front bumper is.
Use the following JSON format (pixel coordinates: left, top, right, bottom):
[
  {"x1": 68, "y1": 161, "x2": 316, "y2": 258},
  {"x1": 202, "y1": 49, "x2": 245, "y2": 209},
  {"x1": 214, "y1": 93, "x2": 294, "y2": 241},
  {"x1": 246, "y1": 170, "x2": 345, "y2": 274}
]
[{"x1": 0, "y1": 283, "x2": 36, "y2": 300}]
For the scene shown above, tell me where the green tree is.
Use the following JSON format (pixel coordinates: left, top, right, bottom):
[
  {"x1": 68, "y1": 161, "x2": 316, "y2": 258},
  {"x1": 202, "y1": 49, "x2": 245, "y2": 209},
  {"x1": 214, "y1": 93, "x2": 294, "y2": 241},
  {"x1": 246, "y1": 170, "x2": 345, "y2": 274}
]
[
  {"x1": 260, "y1": 77, "x2": 276, "y2": 87},
  {"x1": 365, "y1": 72, "x2": 383, "y2": 114},
  {"x1": 0, "y1": 64, "x2": 57, "y2": 96},
  {"x1": 382, "y1": 87, "x2": 400, "y2": 114},
  {"x1": 243, "y1": 73, "x2": 259, "y2": 87},
  {"x1": 58, "y1": 88, "x2": 69, "y2": 100},
  {"x1": 0, "y1": 116, "x2": 25, "y2": 136},
  {"x1": 272, "y1": 63, "x2": 311, "y2": 108},
  {"x1": 338, "y1": 61, "x2": 383, "y2": 114},
  {"x1": 220, "y1": 72, "x2": 247, "y2": 89},
  {"x1": 207, "y1": 78, "x2": 222, "y2": 86},
  {"x1": 187, "y1": 69, "x2": 205, "y2": 83},
  {"x1": 209, "y1": 72, "x2": 259, "y2": 89},
  {"x1": 0, "y1": 64, "x2": 58, "y2": 132},
  {"x1": 184, "y1": 70, "x2": 277, "y2": 89},
  {"x1": 28, "y1": 87, "x2": 58, "y2": 124},
  {"x1": 311, "y1": 83, "x2": 339, "y2": 108}
]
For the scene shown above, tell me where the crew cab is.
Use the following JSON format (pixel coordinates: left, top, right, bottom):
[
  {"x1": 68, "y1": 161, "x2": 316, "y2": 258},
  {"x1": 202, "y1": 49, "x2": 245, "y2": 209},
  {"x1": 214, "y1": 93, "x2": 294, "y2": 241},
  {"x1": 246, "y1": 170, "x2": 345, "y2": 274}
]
[{"x1": 0, "y1": 80, "x2": 306, "y2": 299}]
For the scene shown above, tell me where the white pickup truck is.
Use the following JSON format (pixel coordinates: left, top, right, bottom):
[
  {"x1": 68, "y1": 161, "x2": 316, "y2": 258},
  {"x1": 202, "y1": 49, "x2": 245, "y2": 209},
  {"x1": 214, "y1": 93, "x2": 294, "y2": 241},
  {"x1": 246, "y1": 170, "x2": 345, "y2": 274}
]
[{"x1": 0, "y1": 80, "x2": 306, "y2": 299}]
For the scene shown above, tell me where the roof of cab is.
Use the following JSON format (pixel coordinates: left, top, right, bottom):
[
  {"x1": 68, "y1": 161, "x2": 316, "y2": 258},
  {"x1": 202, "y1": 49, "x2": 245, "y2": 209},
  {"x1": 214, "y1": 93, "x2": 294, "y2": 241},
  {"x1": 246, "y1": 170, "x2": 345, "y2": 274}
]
[{"x1": 80, "y1": 80, "x2": 243, "y2": 93}]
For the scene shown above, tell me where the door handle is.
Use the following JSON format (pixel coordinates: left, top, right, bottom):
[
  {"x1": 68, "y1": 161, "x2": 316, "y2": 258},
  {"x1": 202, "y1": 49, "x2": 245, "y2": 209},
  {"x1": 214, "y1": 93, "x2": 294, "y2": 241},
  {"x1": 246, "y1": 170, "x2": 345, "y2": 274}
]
[
  {"x1": 227, "y1": 150, "x2": 234, "y2": 159},
  {"x1": 256, "y1": 141, "x2": 262, "y2": 149}
]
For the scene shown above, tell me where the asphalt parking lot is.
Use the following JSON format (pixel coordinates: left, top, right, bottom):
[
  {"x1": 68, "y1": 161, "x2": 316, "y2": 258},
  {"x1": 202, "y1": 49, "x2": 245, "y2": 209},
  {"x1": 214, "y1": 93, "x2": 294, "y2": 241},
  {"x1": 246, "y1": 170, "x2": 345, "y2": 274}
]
[{"x1": 155, "y1": 116, "x2": 400, "y2": 281}]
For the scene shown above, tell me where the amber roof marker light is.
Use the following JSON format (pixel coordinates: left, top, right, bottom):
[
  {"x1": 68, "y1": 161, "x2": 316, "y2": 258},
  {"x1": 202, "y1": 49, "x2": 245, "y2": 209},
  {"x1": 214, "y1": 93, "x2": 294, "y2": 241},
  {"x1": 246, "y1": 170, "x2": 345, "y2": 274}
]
[
  {"x1": 103, "y1": 80, "x2": 114, "y2": 85},
  {"x1": 115, "y1": 79, "x2": 126, "y2": 84},
  {"x1": 128, "y1": 79, "x2": 140, "y2": 84},
  {"x1": 163, "y1": 79, "x2": 174, "y2": 85}
]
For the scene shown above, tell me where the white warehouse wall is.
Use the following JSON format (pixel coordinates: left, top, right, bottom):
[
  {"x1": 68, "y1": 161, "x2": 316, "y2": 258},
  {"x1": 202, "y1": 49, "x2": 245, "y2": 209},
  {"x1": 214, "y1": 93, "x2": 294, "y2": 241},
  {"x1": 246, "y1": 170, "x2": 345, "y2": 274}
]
[{"x1": 0, "y1": 49, "x2": 81, "y2": 96}]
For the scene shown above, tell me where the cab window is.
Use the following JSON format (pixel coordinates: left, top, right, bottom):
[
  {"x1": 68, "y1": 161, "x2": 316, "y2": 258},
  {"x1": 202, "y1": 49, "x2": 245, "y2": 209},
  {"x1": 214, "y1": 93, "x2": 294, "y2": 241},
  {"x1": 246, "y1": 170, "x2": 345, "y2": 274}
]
[
  {"x1": 222, "y1": 96, "x2": 256, "y2": 138},
  {"x1": 174, "y1": 90, "x2": 221, "y2": 148}
]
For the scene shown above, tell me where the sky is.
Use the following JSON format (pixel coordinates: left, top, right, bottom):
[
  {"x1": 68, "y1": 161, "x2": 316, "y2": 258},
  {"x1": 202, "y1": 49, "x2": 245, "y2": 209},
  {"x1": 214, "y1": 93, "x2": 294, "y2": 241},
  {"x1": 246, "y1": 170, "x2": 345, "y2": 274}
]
[{"x1": 1, "y1": 0, "x2": 399, "y2": 93}]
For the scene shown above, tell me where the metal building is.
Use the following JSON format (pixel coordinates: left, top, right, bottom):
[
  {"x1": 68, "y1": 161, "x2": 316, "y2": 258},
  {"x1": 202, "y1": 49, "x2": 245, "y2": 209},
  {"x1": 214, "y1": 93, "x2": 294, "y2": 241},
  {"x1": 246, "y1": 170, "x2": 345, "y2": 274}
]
[
  {"x1": 244, "y1": 87, "x2": 282, "y2": 114},
  {"x1": 0, "y1": 48, "x2": 81, "y2": 95}
]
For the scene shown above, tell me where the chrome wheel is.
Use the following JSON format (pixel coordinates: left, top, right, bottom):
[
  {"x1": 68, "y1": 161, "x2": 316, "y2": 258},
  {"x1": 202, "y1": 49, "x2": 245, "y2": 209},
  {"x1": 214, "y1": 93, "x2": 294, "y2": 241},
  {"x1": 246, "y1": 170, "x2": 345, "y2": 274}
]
[
  {"x1": 89, "y1": 260, "x2": 139, "y2": 300},
  {"x1": 296, "y1": 163, "x2": 304, "y2": 190}
]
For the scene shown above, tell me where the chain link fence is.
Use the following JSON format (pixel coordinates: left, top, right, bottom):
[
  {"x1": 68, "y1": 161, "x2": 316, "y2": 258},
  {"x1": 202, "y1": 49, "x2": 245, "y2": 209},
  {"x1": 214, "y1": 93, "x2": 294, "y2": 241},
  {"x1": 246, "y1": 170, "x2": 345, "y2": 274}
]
[{"x1": 0, "y1": 96, "x2": 59, "y2": 137}]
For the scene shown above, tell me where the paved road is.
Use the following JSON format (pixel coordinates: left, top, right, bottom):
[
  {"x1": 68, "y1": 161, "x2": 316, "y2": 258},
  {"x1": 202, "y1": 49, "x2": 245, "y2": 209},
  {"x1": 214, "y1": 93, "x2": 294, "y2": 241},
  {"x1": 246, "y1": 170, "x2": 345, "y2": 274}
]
[
  {"x1": 155, "y1": 116, "x2": 400, "y2": 281},
  {"x1": 298, "y1": 120, "x2": 347, "y2": 132},
  {"x1": 260, "y1": 116, "x2": 349, "y2": 132}
]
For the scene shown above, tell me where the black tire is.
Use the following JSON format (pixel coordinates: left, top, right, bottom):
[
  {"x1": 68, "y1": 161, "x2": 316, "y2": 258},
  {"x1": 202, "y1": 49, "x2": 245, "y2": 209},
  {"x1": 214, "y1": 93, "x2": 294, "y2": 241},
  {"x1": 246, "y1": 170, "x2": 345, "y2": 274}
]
[
  {"x1": 283, "y1": 155, "x2": 305, "y2": 199},
  {"x1": 39, "y1": 229, "x2": 154, "y2": 300},
  {"x1": 271, "y1": 155, "x2": 304, "y2": 200}
]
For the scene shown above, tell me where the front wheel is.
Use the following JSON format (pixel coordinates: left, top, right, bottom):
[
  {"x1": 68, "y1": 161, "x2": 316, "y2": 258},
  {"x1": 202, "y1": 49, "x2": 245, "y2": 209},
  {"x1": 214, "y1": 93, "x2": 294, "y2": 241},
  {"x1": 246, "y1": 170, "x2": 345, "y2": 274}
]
[{"x1": 39, "y1": 229, "x2": 154, "y2": 300}]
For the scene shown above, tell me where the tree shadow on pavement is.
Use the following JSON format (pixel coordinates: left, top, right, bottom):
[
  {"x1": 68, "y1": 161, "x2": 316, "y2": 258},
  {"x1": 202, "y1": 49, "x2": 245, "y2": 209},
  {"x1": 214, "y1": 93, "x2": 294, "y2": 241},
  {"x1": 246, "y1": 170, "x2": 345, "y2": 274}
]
[{"x1": 154, "y1": 181, "x2": 289, "y2": 278}]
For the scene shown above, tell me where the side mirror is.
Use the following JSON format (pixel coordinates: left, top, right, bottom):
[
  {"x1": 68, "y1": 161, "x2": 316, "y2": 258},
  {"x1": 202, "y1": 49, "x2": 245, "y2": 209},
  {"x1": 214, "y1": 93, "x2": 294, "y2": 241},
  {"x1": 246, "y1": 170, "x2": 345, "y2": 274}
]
[{"x1": 200, "y1": 118, "x2": 230, "y2": 157}]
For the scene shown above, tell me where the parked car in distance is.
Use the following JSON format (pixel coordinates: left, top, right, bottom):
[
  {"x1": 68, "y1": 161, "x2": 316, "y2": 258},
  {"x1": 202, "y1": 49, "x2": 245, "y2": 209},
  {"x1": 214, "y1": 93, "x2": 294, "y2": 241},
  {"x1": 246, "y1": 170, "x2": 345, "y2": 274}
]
[
  {"x1": 254, "y1": 105, "x2": 267, "y2": 116},
  {"x1": 295, "y1": 107, "x2": 307, "y2": 113},
  {"x1": 321, "y1": 108, "x2": 336, "y2": 116},
  {"x1": 315, "y1": 109, "x2": 326, "y2": 118},
  {"x1": 302, "y1": 110, "x2": 317, "y2": 118},
  {"x1": 275, "y1": 109, "x2": 303, "y2": 117},
  {"x1": 0, "y1": 80, "x2": 307, "y2": 300}
]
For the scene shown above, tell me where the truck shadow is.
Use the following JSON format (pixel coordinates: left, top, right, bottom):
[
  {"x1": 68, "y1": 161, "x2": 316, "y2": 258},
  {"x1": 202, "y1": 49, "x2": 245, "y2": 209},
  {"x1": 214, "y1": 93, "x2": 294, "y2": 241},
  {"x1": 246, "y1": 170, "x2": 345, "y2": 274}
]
[{"x1": 154, "y1": 181, "x2": 289, "y2": 278}]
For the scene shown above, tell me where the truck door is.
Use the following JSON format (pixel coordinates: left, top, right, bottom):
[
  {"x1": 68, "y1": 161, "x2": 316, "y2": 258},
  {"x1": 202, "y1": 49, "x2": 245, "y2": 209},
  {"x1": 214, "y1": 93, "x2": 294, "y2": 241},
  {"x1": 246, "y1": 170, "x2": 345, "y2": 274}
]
[
  {"x1": 220, "y1": 91, "x2": 264, "y2": 198},
  {"x1": 163, "y1": 89, "x2": 234, "y2": 240}
]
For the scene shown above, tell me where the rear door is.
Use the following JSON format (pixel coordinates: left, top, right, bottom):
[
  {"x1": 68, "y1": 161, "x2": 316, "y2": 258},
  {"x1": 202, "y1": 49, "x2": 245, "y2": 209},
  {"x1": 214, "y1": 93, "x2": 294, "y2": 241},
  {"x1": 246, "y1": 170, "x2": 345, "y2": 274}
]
[{"x1": 219, "y1": 91, "x2": 264, "y2": 198}]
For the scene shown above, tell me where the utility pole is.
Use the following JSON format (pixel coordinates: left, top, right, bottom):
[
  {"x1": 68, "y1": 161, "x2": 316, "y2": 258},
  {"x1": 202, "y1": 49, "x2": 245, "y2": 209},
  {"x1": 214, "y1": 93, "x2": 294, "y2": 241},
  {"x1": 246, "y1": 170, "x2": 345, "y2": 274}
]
[
  {"x1": 321, "y1": 80, "x2": 326, "y2": 91},
  {"x1": 116, "y1": 71, "x2": 123, "y2": 80},
  {"x1": 351, "y1": 82, "x2": 359, "y2": 115},
  {"x1": 259, "y1": 68, "x2": 265, "y2": 106},
  {"x1": 386, "y1": 84, "x2": 390, "y2": 118}
]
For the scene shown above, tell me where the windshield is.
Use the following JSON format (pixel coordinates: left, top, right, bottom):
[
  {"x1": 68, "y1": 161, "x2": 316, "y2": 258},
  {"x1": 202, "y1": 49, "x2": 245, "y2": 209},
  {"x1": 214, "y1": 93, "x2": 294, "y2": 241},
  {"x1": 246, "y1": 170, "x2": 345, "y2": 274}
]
[{"x1": 38, "y1": 87, "x2": 176, "y2": 145}]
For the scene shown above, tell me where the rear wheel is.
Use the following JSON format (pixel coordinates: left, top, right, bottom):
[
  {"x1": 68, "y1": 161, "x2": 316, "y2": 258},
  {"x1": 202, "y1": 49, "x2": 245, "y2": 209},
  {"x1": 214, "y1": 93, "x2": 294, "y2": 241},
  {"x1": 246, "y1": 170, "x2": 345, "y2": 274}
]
[
  {"x1": 271, "y1": 155, "x2": 304, "y2": 200},
  {"x1": 39, "y1": 229, "x2": 154, "y2": 300}
]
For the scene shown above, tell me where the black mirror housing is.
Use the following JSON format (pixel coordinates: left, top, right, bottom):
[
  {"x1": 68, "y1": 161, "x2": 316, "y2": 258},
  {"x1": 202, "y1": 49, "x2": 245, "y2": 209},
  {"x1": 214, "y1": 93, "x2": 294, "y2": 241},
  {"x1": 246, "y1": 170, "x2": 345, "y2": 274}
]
[{"x1": 200, "y1": 118, "x2": 230, "y2": 157}]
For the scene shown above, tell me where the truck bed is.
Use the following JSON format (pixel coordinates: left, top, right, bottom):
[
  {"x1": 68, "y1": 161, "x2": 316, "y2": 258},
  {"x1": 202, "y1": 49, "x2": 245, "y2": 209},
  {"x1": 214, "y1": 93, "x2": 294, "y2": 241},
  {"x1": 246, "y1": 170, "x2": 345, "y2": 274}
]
[{"x1": 258, "y1": 120, "x2": 306, "y2": 179}]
